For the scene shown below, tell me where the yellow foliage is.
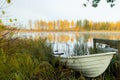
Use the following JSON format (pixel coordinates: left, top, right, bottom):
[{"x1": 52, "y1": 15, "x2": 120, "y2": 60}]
[
  {"x1": 48, "y1": 21, "x2": 54, "y2": 30},
  {"x1": 71, "y1": 20, "x2": 74, "y2": 27}
]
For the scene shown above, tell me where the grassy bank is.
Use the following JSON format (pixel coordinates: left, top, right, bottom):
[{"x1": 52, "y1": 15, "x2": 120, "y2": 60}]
[
  {"x1": 0, "y1": 37, "x2": 120, "y2": 80},
  {"x1": 0, "y1": 38, "x2": 81, "y2": 80}
]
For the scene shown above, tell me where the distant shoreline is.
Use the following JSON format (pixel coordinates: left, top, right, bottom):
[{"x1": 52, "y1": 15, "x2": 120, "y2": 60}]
[{"x1": 17, "y1": 29, "x2": 120, "y2": 33}]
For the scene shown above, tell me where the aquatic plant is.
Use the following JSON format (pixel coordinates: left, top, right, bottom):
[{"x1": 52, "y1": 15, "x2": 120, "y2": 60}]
[{"x1": 73, "y1": 42, "x2": 90, "y2": 56}]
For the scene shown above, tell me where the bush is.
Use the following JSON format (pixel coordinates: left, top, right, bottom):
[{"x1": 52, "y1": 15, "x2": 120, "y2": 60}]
[{"x1": 2, "y1": 38, "x2": 55, "y2": 65}]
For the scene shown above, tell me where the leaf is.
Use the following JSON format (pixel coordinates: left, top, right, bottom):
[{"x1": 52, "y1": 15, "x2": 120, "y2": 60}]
[
  {"x1": 110, "y1": 4, "x2": 115, "y2": 7},
  {"x1": 14, "y1": 73, "x2": 23, "y2": 80},
  {"x1": 14, "y1": 19, "x2": 17, "y2": 21},
  {"x1": 2, "y1": 10, "x2": 5, "y2": 15},
  {"x1": 9, "y1": 19, "x2": 12, "y2": 22},
  {"x1": 107, "y1": 0, "x2": 116, "y2": 3},
  {"x1": 83, "y1": 4, "x2": 87, "y2": 7},
  {"x1": 92, "y1": 3, "x2": 98, "y2": 7},
  {"x1": 7, "y1": 0, "x2": 11, "y2": 4}
]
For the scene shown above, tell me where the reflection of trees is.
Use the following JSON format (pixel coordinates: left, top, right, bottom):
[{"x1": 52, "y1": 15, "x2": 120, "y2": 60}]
[
  {"x1": 75, "y1": 33, "x2": 79, "y2": 40},
  {"x1": 58, "y1": 35, "x2": 70, "y2": 42},
  {"x1": 71, "y1": 37, "x2": 74, "y2": 42},
  {"x1": 75, "y1": 33, "x2": 90, "y2": 43},
  {"x1": 47, "y1": 34, "x2": 55, "y2": 42},
  {"x1": 84, "y1": 34, "x2": 91, "y2": 42},
  {"x1": 33, "y1": 32, "x2": 120, "y2": 43},
  {"x1": 45, "y1": 33, "x2": 76, "y2": 42},
  {"x1": 92, "y1": 33, "x2": 120, "y2": 40}
]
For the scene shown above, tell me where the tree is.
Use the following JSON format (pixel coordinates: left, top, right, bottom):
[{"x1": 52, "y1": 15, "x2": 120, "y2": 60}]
[
  {"x1": 83, "y1": 20, "x2": 90, "y2": 30},
  {"x1": 71, "y1": 20, "x2": 74, "y2": 27},
  {"x1": 76, "y1": 20, "x2": 82, "y2": 27},
  {"x1": 28, "y1": 20, "x2": 32, "y2": 30},
  {"x1": 84, "y1": 0, "x2": 116, "y2": 7},
  {"x1": 48, "y1": 21, "x2": 54, "y2": 30}
]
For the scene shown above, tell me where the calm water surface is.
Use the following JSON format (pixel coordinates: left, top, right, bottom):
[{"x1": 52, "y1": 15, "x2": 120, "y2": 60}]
[{"x1": 16, "y1": 32, "x2": 120, "y2": 56}]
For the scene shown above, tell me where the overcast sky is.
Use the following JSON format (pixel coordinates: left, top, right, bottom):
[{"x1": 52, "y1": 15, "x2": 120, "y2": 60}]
[{"x1": 5, "y1": 0, "x2": 120, "y2": 26}]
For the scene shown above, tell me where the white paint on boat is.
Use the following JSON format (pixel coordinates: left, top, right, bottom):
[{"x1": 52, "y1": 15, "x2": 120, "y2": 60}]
[{"x1": 60, "y1": 52, "x2": 116, "y2": 77}]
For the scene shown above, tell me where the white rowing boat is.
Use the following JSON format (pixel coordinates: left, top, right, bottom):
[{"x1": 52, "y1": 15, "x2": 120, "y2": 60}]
[{"x1": 59, "y1": 52, "x2": 116, "y2": 77}]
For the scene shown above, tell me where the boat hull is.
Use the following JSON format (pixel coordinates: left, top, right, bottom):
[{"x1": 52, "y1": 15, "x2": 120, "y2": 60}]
[{"x1": 60, "y1": 52, "x2": 116, "y2": 77}]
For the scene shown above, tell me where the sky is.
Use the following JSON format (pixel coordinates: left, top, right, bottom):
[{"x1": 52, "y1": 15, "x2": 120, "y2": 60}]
[{"x1": 5, "y1": 0, "x2": 120, "y2": 27}]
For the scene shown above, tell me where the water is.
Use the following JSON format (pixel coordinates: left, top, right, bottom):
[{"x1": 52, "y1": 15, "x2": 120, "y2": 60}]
[{"x1": 16, "y1": 32, "x2": 120, "y2": 56}]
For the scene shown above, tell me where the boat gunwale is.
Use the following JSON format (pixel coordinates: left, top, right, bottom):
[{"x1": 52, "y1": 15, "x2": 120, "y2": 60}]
[{"x1": 61, "y1": 52, "x2": 116, "y2": 59}]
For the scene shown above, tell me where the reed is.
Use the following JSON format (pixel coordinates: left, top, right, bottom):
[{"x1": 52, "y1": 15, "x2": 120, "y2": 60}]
[
  {"x1": 73, "y1": 41, "x2": 95, "y2": 55},
  {"x1": 0, "y1": 37, "x2": 82, "y2": 80}
]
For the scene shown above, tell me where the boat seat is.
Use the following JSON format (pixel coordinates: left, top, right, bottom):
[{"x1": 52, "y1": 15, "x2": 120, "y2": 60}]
[
  {"x1": 97, "y1": 47, "x2": 118, "y2": 54},
  {"x1": 54, "y1": 51, "x2": 64, "y2": 55}
]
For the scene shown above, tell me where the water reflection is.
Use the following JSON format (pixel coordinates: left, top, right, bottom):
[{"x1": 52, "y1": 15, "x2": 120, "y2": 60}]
[{"x1": 16, "y1": 32, "x2": 120, "y2": 55}]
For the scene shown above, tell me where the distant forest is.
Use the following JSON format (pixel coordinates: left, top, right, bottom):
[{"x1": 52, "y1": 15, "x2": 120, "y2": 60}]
[{"x1": 28, "y1": 19, "x2": 120, "y2": 31}]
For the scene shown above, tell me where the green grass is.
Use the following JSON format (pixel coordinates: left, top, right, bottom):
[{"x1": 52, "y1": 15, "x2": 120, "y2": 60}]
[{"x1": 0, "y1": 38, "x2": 82, "y2": 80}]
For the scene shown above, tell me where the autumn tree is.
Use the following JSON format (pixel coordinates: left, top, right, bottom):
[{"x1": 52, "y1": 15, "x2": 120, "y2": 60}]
[
  {"x1": 115, "y1": 21, "x2": 120, "y2": 30},
  {"x1": 83, "y1": 20, "x2": 90, "y2": 30},
  {"x1": 89, "y1": 21, "x2": 93, "y2": 31},
  {"x1": 64, "y1": 20, "x2": 70, "y2": 31},
  {"x1": 71, "y1": 20, "x2": 74, "y2": 27},
  {"x1": 76, "y1": 20, "x2": 82, "y2": 27},
  {"x1": 28, "y1": 20, "x2": 32, "y2": 30},
  {"x1": 48, "y1": 21, "x2": 54, "y2": 30},
  {"x1": 34, "y1": 20, "x2": 39, "y2": 30},
  {"x1": 109, "y1": 22, "x2": 115, "y2": 30},
  {"x1": 76, "y1": 20, "x2": 83, "y2": 30}
]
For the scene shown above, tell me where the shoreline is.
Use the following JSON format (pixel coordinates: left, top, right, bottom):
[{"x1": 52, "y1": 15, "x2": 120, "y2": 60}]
[{"x1": 17, "y1": 29, "x2": 120, "y2": 33}]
